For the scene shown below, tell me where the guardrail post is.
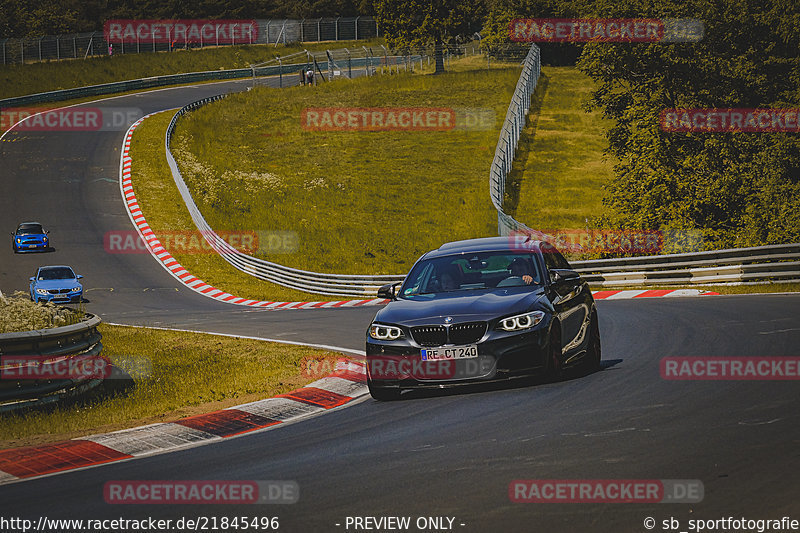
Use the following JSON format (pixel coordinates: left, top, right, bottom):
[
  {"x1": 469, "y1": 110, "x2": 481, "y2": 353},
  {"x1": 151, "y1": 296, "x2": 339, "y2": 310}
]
[
  {"x1": 355, "y1": 16, "x2": 359, "y2": 40},
  {"x1": 317, "y1": 19, "x2": 321, "y2": 41},
  {"x1": 345, "y1": 48, "x2": 351, "y2": 77},
  {"x1": 278, "y1": 57, "x2": 283, "y2": 87}
]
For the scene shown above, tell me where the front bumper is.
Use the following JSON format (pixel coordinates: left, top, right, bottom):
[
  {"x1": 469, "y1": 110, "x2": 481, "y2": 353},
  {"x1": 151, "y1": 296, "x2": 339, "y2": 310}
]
[
  {"x1": 365, "y1": 323, "x2": 550, "y2": 389},
  {"x1": 36, "y1": 291, "x2": 82, "y2": 303},
  {"x1": 14, "y1": 241, "x2": 48, "y2": 251}
]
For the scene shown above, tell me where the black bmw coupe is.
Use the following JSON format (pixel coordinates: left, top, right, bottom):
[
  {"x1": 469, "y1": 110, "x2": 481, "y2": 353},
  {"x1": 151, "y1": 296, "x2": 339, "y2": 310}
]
[{"x1": 365, "y1": 236, "x2": 601, "y2": 400}]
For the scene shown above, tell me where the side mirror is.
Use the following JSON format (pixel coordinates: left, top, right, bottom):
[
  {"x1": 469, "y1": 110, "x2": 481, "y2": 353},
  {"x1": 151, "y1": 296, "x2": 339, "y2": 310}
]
[
  {"x1": 46, "y1": 230, "x2": 50, "y2": 234},
  {"x1": 377, "y1": 282, "x2": 401, "y2": 300},
  {"x1": 76, "y1": 275, "x2": 83, "y2": 279},
  {"x1": 550, "y1": 269, "x2": 580, "y2": 284},
  {"x1": 29, "y1": 277, "x2": 35, "y2": 282}
]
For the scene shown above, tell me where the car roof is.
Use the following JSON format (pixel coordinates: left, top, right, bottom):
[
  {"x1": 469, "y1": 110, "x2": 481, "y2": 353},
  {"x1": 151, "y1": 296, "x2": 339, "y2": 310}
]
[
  {"x1": 38, "y1": 265, "x2": 74, "y2": 271},
  {"x1": 17, "y1": 222, "x2": 43, "y2": 228},
  {"x1": 423, "y1": 236, "x2": 544, "y2": 259}
]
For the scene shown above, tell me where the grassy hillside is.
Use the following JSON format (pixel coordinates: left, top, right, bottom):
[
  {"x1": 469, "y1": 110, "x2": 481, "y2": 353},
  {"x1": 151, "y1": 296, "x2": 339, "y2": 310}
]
[
  {"x1": 506, "y1": 66, "x2": 615, "y2": 232},
  {"x1": 0, "y1": 39, "x2": 383, "y2": 100},
  {"x1": 170, "y1": 61, "x2": 520, "y2": 276}
]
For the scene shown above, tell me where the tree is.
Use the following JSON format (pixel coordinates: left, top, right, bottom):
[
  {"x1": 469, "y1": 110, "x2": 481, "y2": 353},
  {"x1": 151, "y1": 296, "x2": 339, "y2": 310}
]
[
  {"x1": 577, "y1": 0, "x2": 800, "y2": 247},
  {"x1": 374, "y1": 0, "x2": 486, "y2": 73}
]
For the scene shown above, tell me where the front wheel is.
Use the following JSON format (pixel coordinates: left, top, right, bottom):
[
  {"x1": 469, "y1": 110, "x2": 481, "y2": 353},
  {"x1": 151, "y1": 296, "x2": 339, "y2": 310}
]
[
  {"x1": 581, "y1": 312, "x2": 602, "y2": 374},
  {"x1": 545, "y1": 324, "x2": 563, "y2": 382}
]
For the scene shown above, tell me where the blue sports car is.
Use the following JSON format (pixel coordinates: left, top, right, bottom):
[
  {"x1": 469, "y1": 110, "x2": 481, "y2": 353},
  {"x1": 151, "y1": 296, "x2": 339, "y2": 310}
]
[
  {"x1": 29, "y1": 266, "x2": 84, "y2": 304},
  {"x1": 12, "y1": 222, "x2": 50, "y2": 252}
]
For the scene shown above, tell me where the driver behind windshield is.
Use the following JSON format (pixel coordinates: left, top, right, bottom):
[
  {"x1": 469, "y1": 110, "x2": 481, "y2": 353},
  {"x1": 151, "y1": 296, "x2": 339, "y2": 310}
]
[{"x1": 507, "y1": 257, "x2": 534, "y2": 285}]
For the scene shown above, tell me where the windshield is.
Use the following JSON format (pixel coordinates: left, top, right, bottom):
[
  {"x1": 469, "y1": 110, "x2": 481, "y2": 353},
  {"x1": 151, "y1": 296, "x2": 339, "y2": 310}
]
[
  {"x1": 38, "y1": 267, "x2": 75, "y2": 280},
  {"x1": 17, "y1": 224, "x2": 44, "y2": 235},
  {"x1": 400, "y1": 252, "x2": 541, "y2": 298}
]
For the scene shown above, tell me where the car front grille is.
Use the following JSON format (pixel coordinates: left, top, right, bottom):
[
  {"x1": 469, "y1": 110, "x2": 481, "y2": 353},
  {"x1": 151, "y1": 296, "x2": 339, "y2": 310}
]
[
  {"x1": 411, "y1": 321, "x2": 487, "y2": 347},
  {"x1": 48, "y1": 289, "x2": 71, "y2": 294},
  {"x1": 448, "y1": 322, "x2": 488, "y2": 345},
  {"x1": 411, "y1": 326, "x2": 447, "y2": 347}
]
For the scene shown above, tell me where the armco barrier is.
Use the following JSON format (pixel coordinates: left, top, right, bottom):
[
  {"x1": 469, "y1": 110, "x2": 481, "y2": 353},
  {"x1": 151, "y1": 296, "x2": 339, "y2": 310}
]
[
  {"x1": 573, "y1": 243, "x2": 800, "y2": 286},
  {"x1": 0, "y1": 313, "x2": 103, "y2": 405},
  {"x1": 0, "y1": 51, "x2": 417, "y2": 110},
  {"x1": 1, "y1": 64, "x2": 292, "y2": 109}
]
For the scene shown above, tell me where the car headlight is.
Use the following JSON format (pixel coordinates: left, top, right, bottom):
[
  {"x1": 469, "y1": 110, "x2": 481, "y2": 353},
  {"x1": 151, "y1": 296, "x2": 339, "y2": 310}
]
[
  {"x1": 369, "y1": 323, "x2": 404, "y2": 341},
  {"x1": 43, "y1": 236, "x2": 48, "y2": 242},
  {"x1": 15, "y1": 238, "x2": 21, "y2": 243},
  {"x1": 71, "y1": 287, "x2": 81, "y2": 292},
  {"x1": 35, "y1": 288, "x2": 49, "y2": 295},
  {"x1": 498, "y1": 310, "x2": 545, "y2": 332}
]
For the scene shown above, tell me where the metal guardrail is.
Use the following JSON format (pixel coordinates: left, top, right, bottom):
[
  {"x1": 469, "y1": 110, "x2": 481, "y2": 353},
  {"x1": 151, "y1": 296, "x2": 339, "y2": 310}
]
[
  {"x1": 573, "y1": 243, "x2": 800, "y2": 286},
  {"x1": 0, "y1": 313, "x2": 103, "y2": 404},
  {"x1": 0, "y1": 18, "x2": 379, "y2": 65},
  {"x1": 0, "y1": 50, "x2": 423, "y2": 109},
  {"x1": 488, "y1": 43, "x2": 541, "y2": 236},
  {"x1": 1, "y1": 63, "x2": 305, "y2": 110}
]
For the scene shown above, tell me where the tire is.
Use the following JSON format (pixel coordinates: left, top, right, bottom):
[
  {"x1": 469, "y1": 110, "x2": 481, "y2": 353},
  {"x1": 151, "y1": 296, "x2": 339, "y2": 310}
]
[
  {"x1": 545, "y1": 322, "x2": 563, "y2": 381},
  {"x1": 582, "y1": 312, "x2": 602, "y2": 374},
  {"x1": 367, "y1": 378, "x2": 401, "y2": 401}
]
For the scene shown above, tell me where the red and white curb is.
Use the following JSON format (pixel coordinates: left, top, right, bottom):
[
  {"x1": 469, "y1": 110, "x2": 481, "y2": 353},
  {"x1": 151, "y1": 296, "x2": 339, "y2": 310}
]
[
  {"x1": 0, "y1": 360, "x2": 367, "y2": 485},
  {"x1": 591, "y1": 288, "x2": 717, "y2": 299},
  {"x1": 119, "y1": 113, "x2": 388, "y2": 310},
  {"x1": 120, "y1": 114, "x2": 716, "y2": 305}
]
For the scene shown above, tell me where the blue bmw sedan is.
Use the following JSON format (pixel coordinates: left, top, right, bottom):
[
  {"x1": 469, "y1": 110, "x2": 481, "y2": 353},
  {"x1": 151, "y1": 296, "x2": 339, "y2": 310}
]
[{"x1": 29, "y1": 266, "x2": 84, "y2": 304}]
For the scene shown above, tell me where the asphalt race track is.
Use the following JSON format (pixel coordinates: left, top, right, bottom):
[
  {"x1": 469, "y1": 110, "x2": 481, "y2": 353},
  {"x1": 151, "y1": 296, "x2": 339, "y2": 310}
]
[{"x1": 2, "y1": 78, "x2": 800, "y2": 532}]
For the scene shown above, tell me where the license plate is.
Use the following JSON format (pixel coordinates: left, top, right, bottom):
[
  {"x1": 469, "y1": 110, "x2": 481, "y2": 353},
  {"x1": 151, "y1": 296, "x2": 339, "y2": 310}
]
[{"x1": 421, "y1": 345, "x2": 478, "y2": 361}]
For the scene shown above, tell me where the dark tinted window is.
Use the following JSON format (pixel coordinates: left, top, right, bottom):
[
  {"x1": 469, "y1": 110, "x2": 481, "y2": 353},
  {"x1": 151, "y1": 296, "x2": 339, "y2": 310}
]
[
  {"x1": 400, "y1": 252, "x2": 541, "y2": 298},
  {"x1": 541, "y1": 244, "x2": 571, "y2": 271},
  {"x1": 17, "y1": 223, "x2": 43, "y2": 235},
  {"x1": 38, "y1": 267, "x2": 75, "y2": 280}
]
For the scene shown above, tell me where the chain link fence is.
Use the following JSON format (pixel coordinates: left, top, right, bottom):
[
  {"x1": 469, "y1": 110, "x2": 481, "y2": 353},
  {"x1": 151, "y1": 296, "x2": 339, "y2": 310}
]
[
  {"x1": 0, "y1": 17, "x2": 379, "y2": 65},
  {"x1": 489, "y1": 43, "x2": 542, "y2": 236}
]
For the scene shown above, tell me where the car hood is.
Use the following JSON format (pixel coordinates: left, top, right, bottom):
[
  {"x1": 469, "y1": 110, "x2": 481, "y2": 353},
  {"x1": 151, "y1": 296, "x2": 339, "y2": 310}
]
[
  {"x1": 34, "y1": 279, "x2": 80, "y2": 289},
  {"x1": 374, "y1": 287, "x2": 549, "y2": 326}
]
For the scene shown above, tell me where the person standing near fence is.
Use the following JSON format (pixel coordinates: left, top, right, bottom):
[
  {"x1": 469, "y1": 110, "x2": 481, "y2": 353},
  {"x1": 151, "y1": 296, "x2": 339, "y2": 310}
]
[
  {"x1": 306, "y1": 68, "x2": 314, "y2": 86},
  {"x1": 108, "y1": 43, "x2": 113, "y2": 56}
]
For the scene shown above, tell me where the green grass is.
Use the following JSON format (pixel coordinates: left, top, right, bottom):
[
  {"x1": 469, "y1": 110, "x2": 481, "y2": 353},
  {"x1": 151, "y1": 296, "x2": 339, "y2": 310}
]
[
  {"x1": 506, "y1": 66, "x2": 615, "y2": 231},
  {"x1": 0, "y1": 292, "x2": 84, "y2": 333},
  {"x1": 0, "y1": 39, "x2": 384, "y2": 101},
  {"x1": 171, "y1": 60, "x2": 520, "y2": 277},
  {"x1": 130, "y1": 111, "x2": 322, "y2": 302},
  {"x1": 0, "y1": 324, "x2": 348, "y2": 449}
]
